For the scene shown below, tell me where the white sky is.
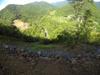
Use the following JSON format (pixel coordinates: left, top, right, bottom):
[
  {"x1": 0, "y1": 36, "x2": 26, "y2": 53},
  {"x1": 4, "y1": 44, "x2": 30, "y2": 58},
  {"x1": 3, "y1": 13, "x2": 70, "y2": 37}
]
[
  {"x1": 3, "y1": 0, "x2": 66, "y2": 5},
  {"x1": 0, "y1": 0, "x2": 100, "y2": 10},
  {"x1": 95, "y1": 0, "x2": 100, "y2": 2}
]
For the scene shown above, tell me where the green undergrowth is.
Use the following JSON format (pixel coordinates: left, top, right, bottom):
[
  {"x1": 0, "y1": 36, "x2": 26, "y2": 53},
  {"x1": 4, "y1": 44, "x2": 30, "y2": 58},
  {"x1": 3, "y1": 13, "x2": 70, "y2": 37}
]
[{"x1": 0, "y1": 35, "x2": 57, "y2": 50}]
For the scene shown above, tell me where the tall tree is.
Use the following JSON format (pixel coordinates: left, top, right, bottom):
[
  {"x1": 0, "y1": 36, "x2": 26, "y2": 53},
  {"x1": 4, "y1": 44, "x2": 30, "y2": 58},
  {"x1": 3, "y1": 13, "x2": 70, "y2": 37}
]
[{"x1": 68, "y1": 0, "x2": 95, "y2": 43}]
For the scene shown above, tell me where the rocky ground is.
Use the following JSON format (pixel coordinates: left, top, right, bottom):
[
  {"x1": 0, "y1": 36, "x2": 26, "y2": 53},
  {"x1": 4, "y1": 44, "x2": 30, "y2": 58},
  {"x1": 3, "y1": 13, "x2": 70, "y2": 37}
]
[{"x1": 0, "y1": 43, "x2": 100, "y2": 75}]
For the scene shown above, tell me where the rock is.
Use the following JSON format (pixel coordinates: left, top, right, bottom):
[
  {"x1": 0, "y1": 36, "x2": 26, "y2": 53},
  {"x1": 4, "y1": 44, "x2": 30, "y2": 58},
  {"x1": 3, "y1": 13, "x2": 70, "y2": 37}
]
[
  {"x1": 96, "y1": 54, "x2": 100, "y2": 59},
  {"x1": 37, "y1": 51, "x2": 41, "y2": 56},
  {"x1": 71, "y1": 58, "x2": 77, "y2": 64},
  {"x1": 3, "y1": 44, "x2": 9, "y2": 49}
]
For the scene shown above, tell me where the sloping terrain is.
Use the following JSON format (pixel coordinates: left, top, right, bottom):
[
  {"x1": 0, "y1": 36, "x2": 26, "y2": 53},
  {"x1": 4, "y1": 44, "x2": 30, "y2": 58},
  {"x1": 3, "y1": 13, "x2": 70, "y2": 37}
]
[{"x1": 0, "y1": 1, "x2": 54, "y2": 26}]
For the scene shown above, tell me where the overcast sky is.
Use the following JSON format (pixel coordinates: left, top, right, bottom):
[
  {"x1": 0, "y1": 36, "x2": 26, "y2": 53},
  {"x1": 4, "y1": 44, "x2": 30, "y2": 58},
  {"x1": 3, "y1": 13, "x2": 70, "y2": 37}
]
[{"x1": 0, "y1": 0, "x2": 100, "y2": 10}]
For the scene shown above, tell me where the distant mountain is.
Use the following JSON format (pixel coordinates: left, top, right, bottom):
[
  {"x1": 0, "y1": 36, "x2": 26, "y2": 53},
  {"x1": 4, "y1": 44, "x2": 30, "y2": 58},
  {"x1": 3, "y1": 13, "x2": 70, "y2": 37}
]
[
  {"x1": 55, "y1": 4, "x2": 73, "y2": 16},
  {"x1": 52, "y1": 1, "x2": 100, "y2": 8},
  {"x1": 52, "y1": 1, "x2": 68, "y2": 8},
  {"x1": 1, "y1": 1, "x2": 99, "y2": 26},
  {"x1": 0, "y1": 1, "x2": 54, "y2": 25},
  {"x1": 95, "y1": 2, "x2": 100, "y2": 8}
]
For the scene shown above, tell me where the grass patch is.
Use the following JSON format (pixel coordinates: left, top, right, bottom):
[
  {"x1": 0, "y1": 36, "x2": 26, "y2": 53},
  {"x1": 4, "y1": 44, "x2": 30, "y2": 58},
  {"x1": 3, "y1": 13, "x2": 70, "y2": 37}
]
[
  {"x1": 0, "y1": 35, "x2": 57, "y2": 51},
  {"x1": 31, "y1": 43, "x2": 56, "y2": 51}
]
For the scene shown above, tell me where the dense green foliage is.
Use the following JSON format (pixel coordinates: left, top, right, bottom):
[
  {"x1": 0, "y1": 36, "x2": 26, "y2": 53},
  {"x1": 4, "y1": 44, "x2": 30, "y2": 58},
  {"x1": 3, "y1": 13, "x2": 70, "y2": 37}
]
[{"x1": 0, "y1": 1, "x2": 100, "y2": 44}]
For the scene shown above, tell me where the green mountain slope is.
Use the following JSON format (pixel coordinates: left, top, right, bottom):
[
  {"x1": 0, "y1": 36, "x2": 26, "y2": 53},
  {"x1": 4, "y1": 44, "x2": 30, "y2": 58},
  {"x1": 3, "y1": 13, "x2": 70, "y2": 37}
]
[
  {"x1": 55, "y1": 4, "x2": 73, "y2": 16},
  {"x1": 0, "y1": 1, "x2": 99, "y2": 44},
  {"x1": 0, "y1": 1, "x2": 54, "y2": 25}
]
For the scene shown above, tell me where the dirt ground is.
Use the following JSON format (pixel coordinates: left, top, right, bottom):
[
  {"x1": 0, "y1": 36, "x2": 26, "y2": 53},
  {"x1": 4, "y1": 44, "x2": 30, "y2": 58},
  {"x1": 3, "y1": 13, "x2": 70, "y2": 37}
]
[{"x1": 0, "y1": 46, "x2": 100, "y2": 75}]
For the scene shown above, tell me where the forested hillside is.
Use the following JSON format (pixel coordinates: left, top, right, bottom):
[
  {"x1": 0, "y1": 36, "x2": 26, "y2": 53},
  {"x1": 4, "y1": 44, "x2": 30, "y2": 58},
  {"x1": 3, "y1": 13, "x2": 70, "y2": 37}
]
[
  {"x1": 0, "y1": 2, "x2": 54, "y2": 25},
  {"x1": 0, "y1": 1, "x2": 100, "y2": 44}
]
